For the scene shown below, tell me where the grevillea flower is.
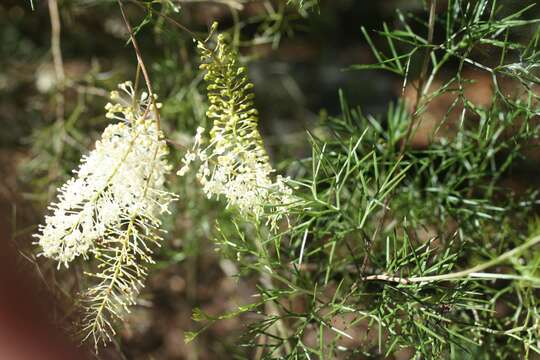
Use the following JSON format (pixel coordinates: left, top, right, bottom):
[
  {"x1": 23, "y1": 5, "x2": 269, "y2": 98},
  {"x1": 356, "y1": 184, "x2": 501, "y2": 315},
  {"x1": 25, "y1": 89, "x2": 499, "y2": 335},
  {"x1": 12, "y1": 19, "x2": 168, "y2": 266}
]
[
  {"x1": 177, "y1": 31, "x2": 296, "y2": 230},
  {"x1": 34, "y1": 81, "x2": 176, "y2": 345}
]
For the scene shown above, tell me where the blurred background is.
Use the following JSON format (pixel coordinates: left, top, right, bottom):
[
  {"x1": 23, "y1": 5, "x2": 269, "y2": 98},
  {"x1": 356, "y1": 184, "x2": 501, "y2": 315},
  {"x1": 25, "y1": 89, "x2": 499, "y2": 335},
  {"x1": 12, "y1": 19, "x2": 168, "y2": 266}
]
[{"x1": 1, "y1": 0, "x2": 539, "y2": 359}]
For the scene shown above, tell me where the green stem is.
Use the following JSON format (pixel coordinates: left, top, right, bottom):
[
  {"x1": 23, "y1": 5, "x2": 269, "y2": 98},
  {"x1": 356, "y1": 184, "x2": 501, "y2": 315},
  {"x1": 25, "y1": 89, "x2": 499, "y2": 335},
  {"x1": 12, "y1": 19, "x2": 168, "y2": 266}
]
[{"x1": 365, "y1": 234, "x2": 540, "y2": 284}]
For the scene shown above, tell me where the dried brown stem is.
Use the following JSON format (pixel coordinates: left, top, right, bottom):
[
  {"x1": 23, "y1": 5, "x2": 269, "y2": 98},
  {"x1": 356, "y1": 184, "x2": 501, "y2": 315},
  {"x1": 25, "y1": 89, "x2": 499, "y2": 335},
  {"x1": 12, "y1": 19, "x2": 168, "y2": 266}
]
[
  {"x1": 48, "y1": 0, "x2": 65, "y2": 122},
  {"x1": 116, "y1": 0, "x2": 161, "y2": 128}
]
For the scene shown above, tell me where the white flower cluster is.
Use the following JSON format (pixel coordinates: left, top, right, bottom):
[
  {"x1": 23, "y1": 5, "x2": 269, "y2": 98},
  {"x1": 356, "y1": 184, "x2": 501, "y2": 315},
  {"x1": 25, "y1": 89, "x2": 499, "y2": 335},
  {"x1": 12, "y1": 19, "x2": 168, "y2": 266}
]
[
  {"x1": 35, "y1": 81, "x2": 175, "y2": 268},
  {"x1": 177, "y1": 35, "x2": 297, "y2": 230},
  {"x1": 178, "y1": 126, "x2": 295, "y2": 230}
]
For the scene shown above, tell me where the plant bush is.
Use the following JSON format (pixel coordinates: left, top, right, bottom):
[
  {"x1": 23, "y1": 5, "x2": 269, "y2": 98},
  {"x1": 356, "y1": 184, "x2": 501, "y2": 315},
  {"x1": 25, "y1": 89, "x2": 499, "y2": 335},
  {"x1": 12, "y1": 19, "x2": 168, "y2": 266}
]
[{"x1": 15, "y1": 0, "x2": 540, "y2": 358}]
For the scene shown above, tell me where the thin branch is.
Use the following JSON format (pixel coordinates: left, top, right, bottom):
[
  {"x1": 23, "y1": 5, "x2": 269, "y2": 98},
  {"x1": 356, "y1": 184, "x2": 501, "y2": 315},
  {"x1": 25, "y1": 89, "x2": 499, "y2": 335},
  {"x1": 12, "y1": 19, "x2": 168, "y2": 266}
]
[
  {"x1": 259, "y1": 273, "x2": 292, "y2": 356},
  {"x1": 400, "y1": 0, "x2": 437, "y2": 153},
  {"x1": 170, "y1": 0, "x2": 246, "y2": 10},
  {"x1": 294, "y1": 220, "x2": 539, "y2": 287},
  {"x1": 364, "y1": 234, "x2": 540, "y2": 285},
  {"x1": 116, "y1": 0, "x2": 161, "y2": 128},
  {"x1": 127, "y1": 0, "x2": 202, "y2": 41},
  {"x1": 48, "y1": 0, "x2": 65, "y2": 122},
  {"x1": 253, "y1": 225, "x2": 291, "y2": 355}
]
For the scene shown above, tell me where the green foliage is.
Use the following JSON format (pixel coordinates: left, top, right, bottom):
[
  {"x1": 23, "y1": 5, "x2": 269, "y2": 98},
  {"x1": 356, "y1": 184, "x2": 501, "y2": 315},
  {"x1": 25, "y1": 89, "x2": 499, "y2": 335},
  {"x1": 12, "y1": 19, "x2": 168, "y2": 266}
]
[
  {"x1": 192, "y1": 1, "x2": 540, "y2": 358},
  {"x1": 15, "y1": 0, "x2": 540, "y2": 358}
]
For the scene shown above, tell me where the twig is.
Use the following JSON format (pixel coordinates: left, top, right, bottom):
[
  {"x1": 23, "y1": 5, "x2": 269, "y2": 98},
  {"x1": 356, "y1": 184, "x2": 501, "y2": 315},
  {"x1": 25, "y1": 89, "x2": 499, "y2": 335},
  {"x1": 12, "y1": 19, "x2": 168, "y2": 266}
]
[
  {"x1": 259, "y1": 272, "x2": 292, "y2": 356},
  {"x1": 254, "y1": 230, "x2": 291, "y2": 355},
  {"x1": 325, "y1": 232, "x2": 540, "y2": 286},
  {"x1": 400, "y1": 0, "x2": 437, "y2": 153},
  {"x1": 170, "y1": 0, "x2": 246, "y2": 10},
  {"x1": 48, "y1": 0, "x2": 65, "y2": 122},
  {"x1": 363, "y1": 234, "x2": 540, "y2": 285},
  {"x1": 126, "y1": 1, "x2": 233, "y2": 81},
  {"x1": 127, "y1": 0, "x2": 201, "y2": 41},
  {"x1": 116, "y1": 0, "x2": 161, "y2": 128}
]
